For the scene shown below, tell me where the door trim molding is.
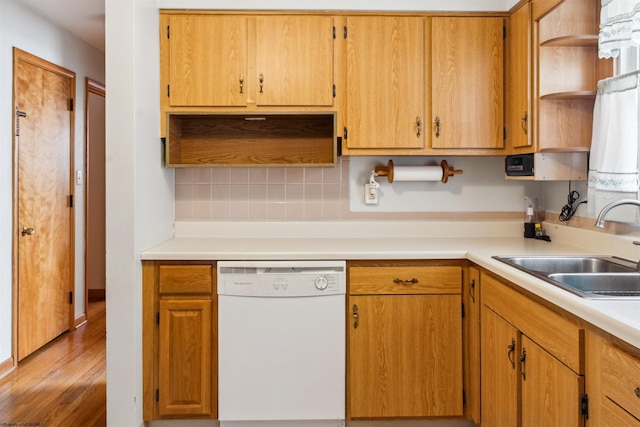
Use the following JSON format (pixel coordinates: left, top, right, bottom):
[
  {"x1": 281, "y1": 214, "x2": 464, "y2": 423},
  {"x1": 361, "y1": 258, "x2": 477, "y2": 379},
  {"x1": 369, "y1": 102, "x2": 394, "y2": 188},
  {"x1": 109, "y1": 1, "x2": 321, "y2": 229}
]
[
  {"x1": 84, "y1": 78, "x2": 106, "y2": 318},
  {"x1": 12, "y1": 48, "x2": 76, "y2": 364}
]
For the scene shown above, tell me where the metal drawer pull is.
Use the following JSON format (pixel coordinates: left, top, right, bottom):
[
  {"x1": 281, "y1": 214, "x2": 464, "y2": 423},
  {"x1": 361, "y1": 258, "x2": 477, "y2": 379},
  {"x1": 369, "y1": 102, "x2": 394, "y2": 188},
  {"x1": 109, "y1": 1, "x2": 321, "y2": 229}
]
[
  {"x1": 519, "y1": 348, "x2": 527, "y2": 381},
  {"x1": 521, "y1": 111, "x2": 528, "y2": 135},
  {"x1": 393, "y1": 278, "x2": 419, "y2": 285},
  {"x1": 469, "y1": 277, "x2": 476, "y2": 302},
  {"x1": 352, "y1": 304, "x2": 359, "y2": 329},
  {"x1": 507, "y1": 338, "x2": 516, "y2": 369}
]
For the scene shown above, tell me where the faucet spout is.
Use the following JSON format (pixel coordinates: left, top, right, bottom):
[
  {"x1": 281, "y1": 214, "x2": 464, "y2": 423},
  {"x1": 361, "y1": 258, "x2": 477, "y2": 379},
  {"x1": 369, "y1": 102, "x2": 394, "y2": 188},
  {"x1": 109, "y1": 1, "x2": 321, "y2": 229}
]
[{"x1": 594, "y1": 199, "x2": 640, "y2": 228}]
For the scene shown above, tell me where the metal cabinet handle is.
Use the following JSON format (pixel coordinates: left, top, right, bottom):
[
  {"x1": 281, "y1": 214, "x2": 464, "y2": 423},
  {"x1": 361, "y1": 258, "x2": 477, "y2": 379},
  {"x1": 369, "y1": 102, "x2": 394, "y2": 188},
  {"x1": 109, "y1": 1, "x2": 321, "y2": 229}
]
[
  {"x1": 469, "y1": 277, "x2": 476, "y2": 302},
  {"x1": 435, "y1": 116, "x2": 441, "y2": 138},
  {"x1": 259, "y1": 73, "x2": 264, "y2": 95},
  {"x1": 521, "y1": 111, "x2": 528, "y2": 135},
  {"x1": 416, "y1": 116, "x2": 422, "y2": 138},
  {"x1": 507, "y1": 338, "x2": 516, "y2": 369},
  {"x1": 519, "y1": 347, "x2": 527, "y2": 380},
  {"x1": 352, "y1": 304, "x2": 359, "y2": 329},
  {"x1": 239, "y1": 75, "x2": 244, "y2": 95},
  {"x1": 21, "y1": 227, "x2": 35, "y2": 236},
  {"x1": 635, "y1": 387, "x2": 640, "y2": 398},
  {"x1": 393, "y1": 278, "x2": 419, "y2": 285}
]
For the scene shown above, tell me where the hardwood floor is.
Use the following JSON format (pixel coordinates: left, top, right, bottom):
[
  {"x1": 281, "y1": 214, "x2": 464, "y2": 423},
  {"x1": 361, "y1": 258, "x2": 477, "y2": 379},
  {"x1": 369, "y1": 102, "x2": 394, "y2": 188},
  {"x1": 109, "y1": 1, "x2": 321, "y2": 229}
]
[{"x1": 0, "y1": 300, "x2": 106, "y2": 427}]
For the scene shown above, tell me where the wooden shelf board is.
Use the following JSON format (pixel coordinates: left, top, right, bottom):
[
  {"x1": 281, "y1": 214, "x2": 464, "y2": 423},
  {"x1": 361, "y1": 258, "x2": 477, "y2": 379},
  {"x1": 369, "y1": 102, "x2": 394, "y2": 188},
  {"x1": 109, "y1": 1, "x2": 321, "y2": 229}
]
[
  {"x1": 540, "y1": 91, "x2": 596, "y2": 100},
  {"x1": 541, "y1": 35, "x2": 598, "y2": 47}
]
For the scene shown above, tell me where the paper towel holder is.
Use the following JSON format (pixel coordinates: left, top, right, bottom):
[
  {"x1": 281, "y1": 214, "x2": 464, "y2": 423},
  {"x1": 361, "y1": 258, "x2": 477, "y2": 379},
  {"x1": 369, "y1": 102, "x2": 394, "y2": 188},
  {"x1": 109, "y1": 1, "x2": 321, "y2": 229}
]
[{"x1": 374, "y1": 159, "x2": 463, "y2": 184}]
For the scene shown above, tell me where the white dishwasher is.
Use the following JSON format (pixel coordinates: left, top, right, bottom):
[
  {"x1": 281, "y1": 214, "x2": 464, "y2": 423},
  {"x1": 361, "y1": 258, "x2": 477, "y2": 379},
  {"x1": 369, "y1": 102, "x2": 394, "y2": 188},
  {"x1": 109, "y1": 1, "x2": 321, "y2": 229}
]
[{"x1": 217, "y1": 260, "x2": 346, "y2": 427}]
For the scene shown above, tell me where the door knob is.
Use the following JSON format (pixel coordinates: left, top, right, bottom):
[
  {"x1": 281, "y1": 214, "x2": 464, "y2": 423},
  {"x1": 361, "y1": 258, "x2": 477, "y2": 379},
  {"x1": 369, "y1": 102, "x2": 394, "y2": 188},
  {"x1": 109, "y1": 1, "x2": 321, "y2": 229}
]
[{"x1": 21, "y1": 227, "x2": 35, "y2": 236}]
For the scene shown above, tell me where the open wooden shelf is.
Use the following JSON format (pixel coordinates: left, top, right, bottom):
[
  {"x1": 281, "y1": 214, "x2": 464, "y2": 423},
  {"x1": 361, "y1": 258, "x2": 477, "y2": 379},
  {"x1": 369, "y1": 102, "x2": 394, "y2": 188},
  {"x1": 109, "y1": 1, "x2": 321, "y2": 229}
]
[
  {"x1": 540, "y1": 35, "x2": 598, "y2": 47},
  {"x1": 540, "y1": 91, "x2": 596, "y2": 99},
  {"x1": 165, "y1": 112, "x2": 337, "y2": 167}
]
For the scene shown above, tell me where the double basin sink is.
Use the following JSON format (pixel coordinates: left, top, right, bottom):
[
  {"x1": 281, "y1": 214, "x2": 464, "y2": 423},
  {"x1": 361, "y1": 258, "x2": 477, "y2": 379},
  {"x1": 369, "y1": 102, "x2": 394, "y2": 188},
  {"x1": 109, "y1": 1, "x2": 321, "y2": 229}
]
[{"x1": 494, "y1": 256, "x2": 640, "y2": 299}]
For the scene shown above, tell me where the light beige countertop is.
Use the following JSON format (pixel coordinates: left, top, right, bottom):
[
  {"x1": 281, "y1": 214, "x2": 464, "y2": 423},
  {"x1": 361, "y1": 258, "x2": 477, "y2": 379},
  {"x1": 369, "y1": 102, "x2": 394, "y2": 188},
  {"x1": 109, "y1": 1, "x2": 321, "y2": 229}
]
[{"x1": 142, "y1": 220, "x2": 640, "y2": 349}]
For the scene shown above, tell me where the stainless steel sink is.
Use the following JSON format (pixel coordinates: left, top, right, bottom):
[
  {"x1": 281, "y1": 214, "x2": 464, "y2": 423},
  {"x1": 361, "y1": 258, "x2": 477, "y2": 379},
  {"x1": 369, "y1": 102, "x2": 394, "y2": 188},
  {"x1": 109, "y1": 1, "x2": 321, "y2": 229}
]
[
  {"x1": 495, "y1": 256, "x2": 637, "y2": 274},
  {"x1": 493, "y1": 256, "x2": 640, "y2": 299},
  {"x1": 548, "y1": 273, "x2": 640, "y2": 298}
]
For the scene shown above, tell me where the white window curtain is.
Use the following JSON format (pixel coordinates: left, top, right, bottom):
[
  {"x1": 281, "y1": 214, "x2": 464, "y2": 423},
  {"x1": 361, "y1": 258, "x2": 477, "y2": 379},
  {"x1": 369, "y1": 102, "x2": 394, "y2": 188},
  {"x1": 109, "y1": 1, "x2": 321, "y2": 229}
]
[
  {"x1": 588, "y1": 1, "x2": 640, "y2": 222},
  {"x1": 587, "y1": 72, "x2": 640, "y2": 222},
  {"x1": 599, "y1": 0, "x2": 640, "y2": 58}
]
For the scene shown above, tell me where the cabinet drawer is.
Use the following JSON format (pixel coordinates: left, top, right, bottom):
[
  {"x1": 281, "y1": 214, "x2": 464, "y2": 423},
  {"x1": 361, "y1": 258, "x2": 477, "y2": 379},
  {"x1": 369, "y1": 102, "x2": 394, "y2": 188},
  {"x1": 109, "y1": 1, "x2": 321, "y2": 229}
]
[
  {"x1": 159, "y1": 265, "x2": 213, "y2": 295},
  {"x1": 602, "y1": 342, "x2": 640, "y2": 420},
  {"x1": 349, "y1": 266, "x2": 461, "y2": 295},
  {"x1": 602, "y1": 396, "x2": 640, "y2": 426}
]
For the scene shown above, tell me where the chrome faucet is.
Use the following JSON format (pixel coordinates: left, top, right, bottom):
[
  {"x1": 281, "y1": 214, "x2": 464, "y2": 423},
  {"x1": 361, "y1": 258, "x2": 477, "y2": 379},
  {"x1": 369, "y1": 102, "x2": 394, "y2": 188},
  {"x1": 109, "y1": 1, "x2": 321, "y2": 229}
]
[
  {"x1": 594, "y1": 199, "x2": 640, "y2": 270},
  {"x1": 594, "y1": 199, "x2": 640, "y2": 228}
]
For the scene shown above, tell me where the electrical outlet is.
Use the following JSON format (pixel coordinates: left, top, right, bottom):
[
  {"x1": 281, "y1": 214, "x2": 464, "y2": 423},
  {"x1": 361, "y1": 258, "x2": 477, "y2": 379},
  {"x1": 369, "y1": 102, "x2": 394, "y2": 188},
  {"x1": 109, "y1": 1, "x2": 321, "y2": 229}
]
[{"x1": 364, "y1": 183, "x2": 379, "y2": 205}]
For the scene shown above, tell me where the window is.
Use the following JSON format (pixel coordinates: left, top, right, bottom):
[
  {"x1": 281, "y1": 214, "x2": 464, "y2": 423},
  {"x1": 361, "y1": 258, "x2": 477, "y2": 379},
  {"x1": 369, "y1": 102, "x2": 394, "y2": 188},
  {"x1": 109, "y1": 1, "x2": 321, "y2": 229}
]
[{"x1": 587, "y1": 1, "x2": 640, "y2": 222}]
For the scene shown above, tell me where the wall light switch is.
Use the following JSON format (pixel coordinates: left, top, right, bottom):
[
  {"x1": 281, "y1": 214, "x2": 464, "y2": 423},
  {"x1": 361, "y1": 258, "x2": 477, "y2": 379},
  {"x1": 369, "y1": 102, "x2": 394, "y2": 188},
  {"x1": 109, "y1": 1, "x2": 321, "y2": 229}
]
[{"x1": 75, "y1": 170, "x2": 83, "y2": 186}]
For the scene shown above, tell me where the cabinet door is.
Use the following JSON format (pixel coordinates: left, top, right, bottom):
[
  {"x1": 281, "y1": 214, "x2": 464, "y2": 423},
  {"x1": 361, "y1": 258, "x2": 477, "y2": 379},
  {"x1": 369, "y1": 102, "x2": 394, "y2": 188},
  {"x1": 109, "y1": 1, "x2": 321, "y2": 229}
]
[
  {"x1": 345, "y1": 16, "x2": 425, "y2": 149},
  {"x1": 255, "y1": 16, "x2": 334, "y2": 106},
  {"x1": 168, "y1": 15, "x2": 248, "y2": 107},
  {"x1": 521, "y1": 335, "x2": 585, "y2": 427},
  {"x1": 349, "y1": 295, "x2": 462, "y2": 418},
  {"x1": 431, "y1": 17, "x2": 504, "y2": 149},
  {"x1": 507, "y1": 2, "x2": 532, "y2": 150},
  {"x1": 481, "y1": 306, "x2": 519, "y2": 427},
  {"x1": 158, "y1": 299, "x2": 213, "y2": 417},
  {"x1": 464, "y1": 266, "x2": 481, "y2": 424}
]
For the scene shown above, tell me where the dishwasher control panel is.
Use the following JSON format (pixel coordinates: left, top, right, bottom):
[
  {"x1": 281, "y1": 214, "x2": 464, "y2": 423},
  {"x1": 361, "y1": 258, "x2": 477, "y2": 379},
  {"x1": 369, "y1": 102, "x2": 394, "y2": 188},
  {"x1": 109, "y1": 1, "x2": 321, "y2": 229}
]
[{"x1": 217, "y1": 260, "x2": 346, "y2": 297}]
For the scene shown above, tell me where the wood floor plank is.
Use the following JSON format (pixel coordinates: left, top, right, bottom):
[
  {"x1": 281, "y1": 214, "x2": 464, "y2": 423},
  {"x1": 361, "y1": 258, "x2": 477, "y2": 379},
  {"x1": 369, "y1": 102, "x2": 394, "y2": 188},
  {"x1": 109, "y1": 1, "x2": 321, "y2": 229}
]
[{"x1": 0, "y1": 300, "x2": 106, "y2": 427}]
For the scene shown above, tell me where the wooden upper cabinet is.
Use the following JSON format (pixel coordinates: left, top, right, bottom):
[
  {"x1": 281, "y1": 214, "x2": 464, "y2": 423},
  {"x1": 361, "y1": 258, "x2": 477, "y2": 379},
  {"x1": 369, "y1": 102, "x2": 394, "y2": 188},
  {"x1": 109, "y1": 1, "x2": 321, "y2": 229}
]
[
  {"x1": 255, "y1": 16, "x2": 334, "y2": 106},
  {"x1": 344, "y1": 16, "x2": 425, "y2": 150},
  {"x1": 162, "y1": 13, "x2": 335, "y2": 110},
  {"x1": 431, "y1": 17, "x2": 504, "y2": 149},
  {"x1": 534, "y1": 0, "x2": 609, "y2": 152},
  {"x1": 167, "y1": 15, "x2": 248, "y2": 107},
  {"x1": 506, "y1": 2, "x2": 532, "y2": 151}
]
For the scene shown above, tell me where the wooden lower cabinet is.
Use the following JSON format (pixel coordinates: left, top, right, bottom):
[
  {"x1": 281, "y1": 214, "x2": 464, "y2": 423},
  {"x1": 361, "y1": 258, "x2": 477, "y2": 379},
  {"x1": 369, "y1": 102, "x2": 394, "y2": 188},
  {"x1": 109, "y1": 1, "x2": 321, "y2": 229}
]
[
  {"x1": 587, "y1": 329, "x2": 640, "y2": 425},
  {"x1": 520, "y1": 335, "x2": 584, "y2": 426},
  {"x1": 463, "y1": 265, "x2": 481, "y2": 424},
  {"x1": 481, "y1": 307, "x2": 519, "y2": 427},
  {"x1": 143, "y1": 261, "x2": 217, "y2": 421},
  {"x1": 347, "y1": 261, "x2": 464, "y2": 419},
  {"x1": 158, "y1": 299, "x2": 212, "y2": 416},
  {"x1": 480, "y1": 271, "x2": 586, "y2": 426}
]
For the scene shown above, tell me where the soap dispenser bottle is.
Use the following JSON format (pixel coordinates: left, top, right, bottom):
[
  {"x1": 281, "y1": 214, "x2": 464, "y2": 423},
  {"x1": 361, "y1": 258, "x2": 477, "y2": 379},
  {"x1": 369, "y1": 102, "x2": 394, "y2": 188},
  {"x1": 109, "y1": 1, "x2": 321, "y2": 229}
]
[{"x1": 524, "y1": 196, "x2": 537, "y2": 238}]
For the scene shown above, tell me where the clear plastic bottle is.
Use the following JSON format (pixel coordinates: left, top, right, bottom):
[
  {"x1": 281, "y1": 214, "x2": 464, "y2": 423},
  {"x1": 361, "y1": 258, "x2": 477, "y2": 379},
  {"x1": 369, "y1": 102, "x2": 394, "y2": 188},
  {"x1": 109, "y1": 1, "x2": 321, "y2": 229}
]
[{"x1": 524, "y1": 196, "x2": 537, "y2": 238}]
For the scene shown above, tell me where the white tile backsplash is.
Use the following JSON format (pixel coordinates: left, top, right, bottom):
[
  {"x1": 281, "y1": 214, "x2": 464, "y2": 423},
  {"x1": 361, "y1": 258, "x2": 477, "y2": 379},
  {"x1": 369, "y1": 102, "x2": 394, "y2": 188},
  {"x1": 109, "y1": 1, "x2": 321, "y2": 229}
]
[{"x1": 174, "y1": 156, "x2": 545, "y2": 221}]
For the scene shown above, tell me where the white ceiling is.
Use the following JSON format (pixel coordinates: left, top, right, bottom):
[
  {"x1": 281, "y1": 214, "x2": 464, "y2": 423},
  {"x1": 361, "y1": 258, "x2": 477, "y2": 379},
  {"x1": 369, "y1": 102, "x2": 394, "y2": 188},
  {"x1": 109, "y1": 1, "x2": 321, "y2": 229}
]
[{"x1": 15, "y1": 0, "x2": 105, "y2": 52}]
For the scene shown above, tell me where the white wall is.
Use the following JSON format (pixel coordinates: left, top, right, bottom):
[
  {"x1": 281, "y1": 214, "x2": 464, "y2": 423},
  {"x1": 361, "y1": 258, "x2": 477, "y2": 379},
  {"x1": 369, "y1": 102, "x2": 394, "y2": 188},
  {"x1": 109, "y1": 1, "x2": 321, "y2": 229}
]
[
  {"x1": 105, "y1": 0, "x2": 174, "y2": 426},
  {"x1": 0, "y1": 0, "x2": 104, "y2": 367},
  {"x1": 349, "y1": 157, "x2": 543, "y2": 213}
]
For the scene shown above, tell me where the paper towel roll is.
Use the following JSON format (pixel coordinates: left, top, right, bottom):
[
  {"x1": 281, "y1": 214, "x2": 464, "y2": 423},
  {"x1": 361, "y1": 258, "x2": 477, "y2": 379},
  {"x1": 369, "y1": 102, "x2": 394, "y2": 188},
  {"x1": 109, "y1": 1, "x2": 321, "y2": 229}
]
[{"x1": 392, "y1": 166, "x2": 444, "y2": 182}]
